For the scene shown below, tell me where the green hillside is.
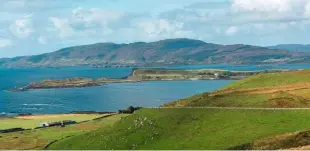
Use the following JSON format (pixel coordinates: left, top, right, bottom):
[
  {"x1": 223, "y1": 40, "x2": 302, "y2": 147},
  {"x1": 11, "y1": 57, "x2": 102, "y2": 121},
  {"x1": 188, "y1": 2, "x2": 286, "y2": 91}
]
[
  {"x1": 0, "y1": 114, "x2": 104, "y2": 129},
  {"x1": 0, "y1": 114, "x2": 128, "y2": 150},
  {"x1": 48, "y1": 108, "x2": 310, "y2": 150},
  {"x1": 222, "y1": 70, "x2": 310, "y2": 90},
  {"x1": 165, "y1": 90, "x2": 310, "y2": 108},
  {"x1": 165, "y1": 70, "x2": 310, "y2": 108},
  {"x1": 229, "y1": 130, "x2": 310, "y2": 150}
]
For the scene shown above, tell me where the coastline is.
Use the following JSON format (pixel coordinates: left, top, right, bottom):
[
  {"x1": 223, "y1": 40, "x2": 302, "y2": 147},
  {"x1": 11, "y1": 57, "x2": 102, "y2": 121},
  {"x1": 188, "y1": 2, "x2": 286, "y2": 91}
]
[
  {"x1": 8, "y1": 68, "x2": 290, "y2": 92},
  {"x1": 0, "y1": 112, "x2": 120, "y2": 130},
  {"x1": 0, "y1": 111, "x2": 117, "y2": 118}
]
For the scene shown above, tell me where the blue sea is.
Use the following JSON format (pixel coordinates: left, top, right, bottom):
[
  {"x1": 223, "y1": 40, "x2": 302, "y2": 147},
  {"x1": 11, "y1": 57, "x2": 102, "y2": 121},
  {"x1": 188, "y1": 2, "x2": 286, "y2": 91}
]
[{"x1": 1, "y1": 64, "x2": 310, "y2": 117}]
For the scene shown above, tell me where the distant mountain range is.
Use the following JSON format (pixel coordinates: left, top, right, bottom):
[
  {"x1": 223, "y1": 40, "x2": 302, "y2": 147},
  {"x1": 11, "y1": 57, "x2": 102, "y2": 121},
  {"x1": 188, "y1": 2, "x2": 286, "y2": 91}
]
[
  {"x1": 1, "y1": 38, "x2": 310, "y2": 68},
  {"x1": 267, "y1": 44, "x2": 310, "y2": 52}
]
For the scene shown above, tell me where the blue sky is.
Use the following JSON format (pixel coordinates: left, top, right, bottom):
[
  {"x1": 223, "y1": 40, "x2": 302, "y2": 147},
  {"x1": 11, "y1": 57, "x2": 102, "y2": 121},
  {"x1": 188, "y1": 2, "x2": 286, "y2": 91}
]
[{"x1": 1, "y1": 0, "x2": 310, "y2": 58}]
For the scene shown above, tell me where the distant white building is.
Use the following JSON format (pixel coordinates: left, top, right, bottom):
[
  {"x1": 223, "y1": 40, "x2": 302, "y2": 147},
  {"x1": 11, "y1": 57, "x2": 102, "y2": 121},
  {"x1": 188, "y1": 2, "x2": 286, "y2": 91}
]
[
  {"x1": 39, "y1": 120, "x2": 76, "y2": 128},
  {"x1": 40, "y1": 122, "x2": 49, "y2": 127},
  {"x1": 214, "y1": 73, "x2": 219, "y2": 78}
]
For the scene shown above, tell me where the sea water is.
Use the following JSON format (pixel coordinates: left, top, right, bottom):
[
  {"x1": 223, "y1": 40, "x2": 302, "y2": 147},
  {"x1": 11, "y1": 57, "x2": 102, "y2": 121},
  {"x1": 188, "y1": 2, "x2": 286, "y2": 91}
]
[{"x1": 1, "y1": 64, "x2": 309, "y2": 116}]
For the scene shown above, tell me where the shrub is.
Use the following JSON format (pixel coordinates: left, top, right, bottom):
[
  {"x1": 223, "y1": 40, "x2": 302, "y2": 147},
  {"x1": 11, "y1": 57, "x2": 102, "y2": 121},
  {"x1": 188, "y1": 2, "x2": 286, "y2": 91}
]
[{"x1": 119, "y1": 106, "x2": 142, "y2": 114}]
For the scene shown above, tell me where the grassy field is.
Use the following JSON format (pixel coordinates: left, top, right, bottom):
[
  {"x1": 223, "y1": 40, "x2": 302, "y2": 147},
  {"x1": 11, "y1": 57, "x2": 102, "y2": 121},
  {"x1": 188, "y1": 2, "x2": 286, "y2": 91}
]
[
  {"x1": 222, "y1": 70, "x2": 310, "y2": 90},
  {"x1": 0, "y1": 114, "x2": 128, "y2": 150},
  {"x1": 165, "y1": 90, "x2": 310, "y2": 108},
  {"x1": 48, "y1": 108, "x2": 310, "y2": 150},
  {"x1": 164, "y1": 70, "x2": 310, "y2": 108},
  {"x1": 229, "y1": 130, "x2": 310, "y2": 150},
  {"x1": 0, "y1": 114, "x2": 106, "y2": 129}
]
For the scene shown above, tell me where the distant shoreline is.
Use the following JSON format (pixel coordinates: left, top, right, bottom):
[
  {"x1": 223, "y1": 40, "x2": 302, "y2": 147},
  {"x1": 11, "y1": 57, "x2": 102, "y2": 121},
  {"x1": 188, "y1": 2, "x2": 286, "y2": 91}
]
[
  {"x1": 0, "y1": 111, "x2": 117, "y2": 118},
  {"x1": 9, "y1": 68, "x2": 292, "y2": 92}
]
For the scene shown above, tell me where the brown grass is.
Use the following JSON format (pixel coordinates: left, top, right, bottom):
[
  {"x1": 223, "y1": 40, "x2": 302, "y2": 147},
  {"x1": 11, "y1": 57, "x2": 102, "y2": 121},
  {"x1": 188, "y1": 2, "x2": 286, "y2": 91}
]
[
  {"x1": 211, "y1": 82, "x2": 310, "y2": 96},
  {"x1": 0, "y1": 133, "x2": 47, "y2": 150},
  {"x1": 230, "y1": 130, "x2": 310, "y2": 150},
  {"x1": 283, "y1": 145, "x2": 310, "y2": 150}
]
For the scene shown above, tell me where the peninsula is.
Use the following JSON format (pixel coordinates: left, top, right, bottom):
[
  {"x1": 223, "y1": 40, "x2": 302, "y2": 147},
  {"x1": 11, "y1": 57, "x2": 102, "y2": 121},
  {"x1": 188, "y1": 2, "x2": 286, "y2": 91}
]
[{"x1": 11, "y1": 68, "x2": 290, "y2": 91}]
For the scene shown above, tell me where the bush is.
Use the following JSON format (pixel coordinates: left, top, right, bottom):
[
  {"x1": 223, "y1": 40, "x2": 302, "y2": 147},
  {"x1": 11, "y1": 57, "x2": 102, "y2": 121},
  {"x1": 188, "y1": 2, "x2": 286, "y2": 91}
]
[
  {"x1": 119, "y1": 106, "x2": 142, "y2": 114},
  {"x1": 0, "y1": 128, "x2": 25, "y2": 133},
  {"x1": 223, "y1": 71, "x2": 233, "y2": 76}
]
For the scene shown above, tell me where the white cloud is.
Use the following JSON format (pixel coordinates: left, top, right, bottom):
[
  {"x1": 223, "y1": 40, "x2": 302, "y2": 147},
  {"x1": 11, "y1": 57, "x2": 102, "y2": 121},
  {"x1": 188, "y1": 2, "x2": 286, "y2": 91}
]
[
  {"x1": 306, "y1": 1, "x2": 310, "y2": 17},
  {"x1": 135, "y1": 19, "x2": 160, "y2": 37},
  {"x1": 157, "y1": 0, "x2": 310, "y2": 41},
  {"x1": 49, "y1": 17, "x2": 73, "y2": 39},
  {"x1": 226, "y1": 26, "x2": 238, "y2": 36},
  {"x1": 0, "y1": 38, "x2": 12, "y2": 48},
  {"x1": 231, "y1": 0, "x2": 310, "y2": 22},
  {"x1": 134, "y1": 19, "x2": 193, "y2": 40},
  {"x1": 38, "y1": 36, "x2": 47, "y2": 44},
  {"x1": 48, "y1": 8, "x2": 123, "y2": 40},
  {"x1": 72, "y1": 7, "x2": 122, "y2": 25},
  {"x1": 231, "y1": 0, "x2": 292, "y2": 13},
  {"x1": 9, "y1": 14, "x2": 34, "y2": 38},
  {"x1": 47, "y1": 7, "x2": 194, "y2": 42},
  {"x1": 71, "y1": 7, "x2": 123, "y2": 35}
]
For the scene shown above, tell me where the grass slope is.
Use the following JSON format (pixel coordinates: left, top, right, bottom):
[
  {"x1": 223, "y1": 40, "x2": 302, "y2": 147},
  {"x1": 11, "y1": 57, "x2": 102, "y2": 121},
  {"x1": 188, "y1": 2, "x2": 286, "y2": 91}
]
[
  {"x1": 165, "y1": 90, "x2": 310, "y2": 108},
  {"x1": 0, "y1": 114, "x2": 105, "y2": 129},
  {"x1": 165, "y1": 70, "x2": 310, "y2": 108},
  {"x1": 222, "y1": 70, "x2": 310, "y2": 90},
  {"x1": 229, "y1": 130, "x2": 310, "y2": 150},
  {"x1": 0, "y1": 114, "x2": 127, "y2": 150},
  {"x1": 48, "y1": 108, "x2": 310, "y2": 150}
]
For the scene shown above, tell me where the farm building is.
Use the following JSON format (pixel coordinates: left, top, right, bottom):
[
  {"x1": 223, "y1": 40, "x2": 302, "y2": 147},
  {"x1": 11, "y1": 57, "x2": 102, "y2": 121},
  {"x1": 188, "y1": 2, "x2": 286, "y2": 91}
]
[{"x1": 39, "y1": 120, "x2": 77, "y2": 128}]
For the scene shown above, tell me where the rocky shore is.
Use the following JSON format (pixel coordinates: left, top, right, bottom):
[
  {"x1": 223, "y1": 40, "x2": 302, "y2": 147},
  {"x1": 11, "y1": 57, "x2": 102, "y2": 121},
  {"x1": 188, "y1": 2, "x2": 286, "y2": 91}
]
[{"x1": 10, "y1": 78, "x2": 100, "y2": 91}]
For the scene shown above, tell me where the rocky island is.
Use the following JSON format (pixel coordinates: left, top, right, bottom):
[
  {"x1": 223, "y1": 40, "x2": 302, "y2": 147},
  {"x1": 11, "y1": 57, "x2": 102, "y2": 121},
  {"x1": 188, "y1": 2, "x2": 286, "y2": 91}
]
[{"x1": 10, "y1": 68, "x2": 290, "y2": 91}]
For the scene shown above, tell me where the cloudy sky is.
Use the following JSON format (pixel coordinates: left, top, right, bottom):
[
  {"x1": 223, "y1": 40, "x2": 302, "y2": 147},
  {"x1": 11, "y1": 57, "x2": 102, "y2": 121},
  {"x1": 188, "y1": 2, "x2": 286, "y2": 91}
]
[{"x1": 1, "y1": 0, "x2": 310, "y2": 58}]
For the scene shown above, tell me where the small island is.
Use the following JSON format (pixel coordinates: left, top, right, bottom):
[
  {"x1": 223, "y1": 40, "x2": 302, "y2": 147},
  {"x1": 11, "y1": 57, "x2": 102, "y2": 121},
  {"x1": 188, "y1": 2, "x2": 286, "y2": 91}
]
[{"x1": 10, "y1": 68, "x2": 291, "y2": 91}]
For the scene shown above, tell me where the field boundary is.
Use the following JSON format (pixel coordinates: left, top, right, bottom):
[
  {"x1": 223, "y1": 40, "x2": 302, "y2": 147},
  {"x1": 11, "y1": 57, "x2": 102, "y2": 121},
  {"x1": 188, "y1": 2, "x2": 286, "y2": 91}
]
[
  {"x1": 146, "y1": 107, "x2": 310, "y2": 110},
  {"x1": 43, "y1": 135, "x2": 74, "y2": 150}
]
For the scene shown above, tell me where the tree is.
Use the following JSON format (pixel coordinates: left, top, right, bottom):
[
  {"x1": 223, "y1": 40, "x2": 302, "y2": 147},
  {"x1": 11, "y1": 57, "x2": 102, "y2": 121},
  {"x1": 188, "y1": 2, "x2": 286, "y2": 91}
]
[{"x1": 223, "y1": 71, "x2": 233, "y2": 76}]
